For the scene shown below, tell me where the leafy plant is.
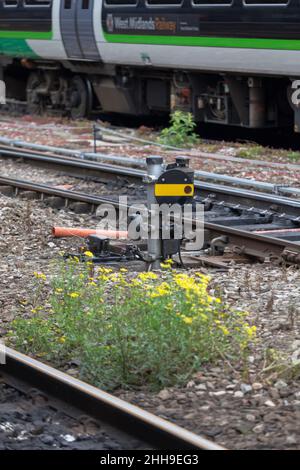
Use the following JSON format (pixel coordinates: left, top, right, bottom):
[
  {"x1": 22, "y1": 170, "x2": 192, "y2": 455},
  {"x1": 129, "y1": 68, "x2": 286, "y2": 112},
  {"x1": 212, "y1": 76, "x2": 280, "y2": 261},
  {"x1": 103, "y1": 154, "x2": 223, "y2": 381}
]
[
  {"x1": 8, "y1": 259, "x2": 256, "y2": 391},
  {"x1": 158, "y1": 111, "x2": 200, "y2": 148}
]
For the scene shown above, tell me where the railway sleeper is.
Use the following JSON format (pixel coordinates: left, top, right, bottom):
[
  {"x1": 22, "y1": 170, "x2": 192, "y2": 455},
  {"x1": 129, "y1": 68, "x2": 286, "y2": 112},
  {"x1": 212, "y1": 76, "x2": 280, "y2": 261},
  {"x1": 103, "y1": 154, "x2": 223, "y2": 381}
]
[
  {"x1": 68, "y1": 202, "x2": 93, "y2": 214},
  {"x1": 43, "y1": 196, "x2": 66, "y2": 209},
  {"x1": 0, "y1": 185, "x2": 15, "y2": 197},
  {"x1": 19, "y1": 190, "x2": 40, "y2": 201}
]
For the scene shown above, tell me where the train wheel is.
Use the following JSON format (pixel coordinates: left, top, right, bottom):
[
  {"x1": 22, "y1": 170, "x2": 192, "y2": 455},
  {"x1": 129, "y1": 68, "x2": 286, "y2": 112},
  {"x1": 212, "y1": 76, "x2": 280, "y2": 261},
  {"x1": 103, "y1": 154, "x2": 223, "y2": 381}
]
[
  {"x1": 69, "y1": 76, "x2": 92, "y2": 119},
  {"x1": 26, "y1": 72, "x2": 45, "y2": 115}
]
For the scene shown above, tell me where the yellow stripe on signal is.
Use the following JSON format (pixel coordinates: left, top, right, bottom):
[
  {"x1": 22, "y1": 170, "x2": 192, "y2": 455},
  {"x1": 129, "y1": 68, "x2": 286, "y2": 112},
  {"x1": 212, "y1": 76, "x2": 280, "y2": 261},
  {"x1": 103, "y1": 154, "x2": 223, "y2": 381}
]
[{"x1": 155, "y1": 184, "x2": 194, "y2": 197}]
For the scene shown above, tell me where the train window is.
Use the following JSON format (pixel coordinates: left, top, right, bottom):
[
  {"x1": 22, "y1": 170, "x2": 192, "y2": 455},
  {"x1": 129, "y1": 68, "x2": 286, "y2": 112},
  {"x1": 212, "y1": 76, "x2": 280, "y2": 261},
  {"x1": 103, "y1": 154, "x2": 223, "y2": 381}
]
[
  {"x1": 64, "y1": 0, "x2": 72, "y2": 9},
  {"x1": 4, "y1": 0, "x2": 18, "y2": 6},
  {"x1": 24, "y1": 0, "x2": 51, "y2": 5},
  {"x1": 147, "y1": 0, "x2": 182, "y2": 4},
  {"x1": 82, "y1": 0, "x2": 89, "y2": 8},
  {"x1": 193, "y1": 0, "x2": 232, "y2": 4},
  {"x1": 244, "y1": 0, "x2": 288, "y2": 4},
  {"x1": 105, "y1": 0, "x2": 137, "y2": 5}
]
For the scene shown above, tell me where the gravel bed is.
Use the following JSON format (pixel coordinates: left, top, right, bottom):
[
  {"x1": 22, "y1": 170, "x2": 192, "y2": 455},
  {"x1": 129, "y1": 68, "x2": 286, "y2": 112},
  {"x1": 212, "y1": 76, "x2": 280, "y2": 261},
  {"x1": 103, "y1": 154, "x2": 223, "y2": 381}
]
[
  {"x1": 0, "y1": 195, "x2": 98, "y2": 329},
  {"x1": 0, "y1": 381, "x2": 131, "y2": 450},
  {"x1": 0, "y1": 115, "x2": 93, "y2": 149},
  {"x1": 1, "y1": 114, "x2": 300, "y2": 187}
]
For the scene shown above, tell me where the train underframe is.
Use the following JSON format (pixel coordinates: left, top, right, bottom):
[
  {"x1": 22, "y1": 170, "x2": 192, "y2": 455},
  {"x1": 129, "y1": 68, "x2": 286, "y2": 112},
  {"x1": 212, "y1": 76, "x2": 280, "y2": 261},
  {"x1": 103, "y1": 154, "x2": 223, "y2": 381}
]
[{"x1": 1, "y1": 59, "x2": 297, "y2": 131}]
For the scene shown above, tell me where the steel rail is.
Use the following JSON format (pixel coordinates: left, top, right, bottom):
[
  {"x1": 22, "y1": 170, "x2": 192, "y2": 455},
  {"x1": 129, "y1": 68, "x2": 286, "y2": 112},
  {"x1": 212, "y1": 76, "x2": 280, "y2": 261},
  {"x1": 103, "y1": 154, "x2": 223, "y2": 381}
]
[
  {"x1": 3, "y1": 132, "x2": 300, "y2": 173},
  {"x1": 0, "y1": 146, "x2": 144, "y2": 178},
  {"x1": 1, "y1": 143, "x2": 300, "y2": 197},
  {"x1": 1, "y1": 173, "x2": 300, "y2": 223},
  {"x1": 1, "y1": 347, "x2": 224, "y2": 450},
  {"x1": 0, "y1": 175, "x2": 125, "y2": 206},
  {"x1": 1, "y1": 175, "x2": 300, "y2": 259},
  {"x1": 1, "y1": 146, "x2": 300, "y2": 216}
]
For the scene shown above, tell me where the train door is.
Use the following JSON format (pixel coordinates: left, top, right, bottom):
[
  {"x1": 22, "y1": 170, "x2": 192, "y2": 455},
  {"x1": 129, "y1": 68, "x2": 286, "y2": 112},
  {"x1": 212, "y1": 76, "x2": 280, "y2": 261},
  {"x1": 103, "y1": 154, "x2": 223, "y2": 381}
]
[
  {"x1": 76, "y1": 0, "x2": 100, "y2": 60},
  {"x1": 60, "y1": 0, "x2": 83, "y2": 59},
  {"x1": 60, "y1": 0, "x2": 100, "y2": 60}
]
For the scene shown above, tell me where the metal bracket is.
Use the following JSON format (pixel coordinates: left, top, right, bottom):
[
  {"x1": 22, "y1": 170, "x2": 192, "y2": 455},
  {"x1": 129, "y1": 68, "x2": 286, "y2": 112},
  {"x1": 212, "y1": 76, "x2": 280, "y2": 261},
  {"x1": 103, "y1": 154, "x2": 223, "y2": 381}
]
[{"x1": 209, "y1": 236, "x2": 229, "y2": 256}]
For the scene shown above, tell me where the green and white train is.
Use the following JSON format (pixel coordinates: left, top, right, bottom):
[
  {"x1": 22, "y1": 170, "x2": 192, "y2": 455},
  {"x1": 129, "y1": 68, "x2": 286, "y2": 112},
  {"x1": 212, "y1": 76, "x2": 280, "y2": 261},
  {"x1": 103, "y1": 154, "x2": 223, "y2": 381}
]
[{"x1": 1, "y1": 0, "x2": 300, "y2": 130}]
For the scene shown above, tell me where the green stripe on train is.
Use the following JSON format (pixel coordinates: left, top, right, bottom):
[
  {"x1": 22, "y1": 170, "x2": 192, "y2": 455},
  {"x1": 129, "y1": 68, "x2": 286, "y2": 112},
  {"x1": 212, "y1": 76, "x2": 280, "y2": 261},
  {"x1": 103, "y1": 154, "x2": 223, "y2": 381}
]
[
  {"x1": 0, "y1": 31, "x2": 52, "y2": 40},
  {"x1": 0, "y1": 39, "x2": 38, "y2": 58},
  {"x1": 104, "y1": 33, "x2": 300, "y2": 51},
  {"x1": 0, "y1": 31, "x2": 52, "y2": 58}
]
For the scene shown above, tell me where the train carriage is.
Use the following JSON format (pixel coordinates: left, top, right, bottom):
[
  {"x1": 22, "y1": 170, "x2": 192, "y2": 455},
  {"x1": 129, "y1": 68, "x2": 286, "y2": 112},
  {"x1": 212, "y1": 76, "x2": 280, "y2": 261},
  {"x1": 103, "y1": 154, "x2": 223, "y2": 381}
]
[{"x1": 0, "y1": 0, "x2": 299, "y2": 130}]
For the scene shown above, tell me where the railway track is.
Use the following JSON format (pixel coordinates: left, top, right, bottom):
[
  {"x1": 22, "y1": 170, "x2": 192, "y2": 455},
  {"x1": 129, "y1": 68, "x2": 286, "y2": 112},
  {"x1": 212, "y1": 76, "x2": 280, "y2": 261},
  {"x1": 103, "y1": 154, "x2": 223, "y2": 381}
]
[
  {"x1": 1, "y1": 145, "x2": 300, "y2": 262},
  {"x1": 1, "y1": 143, "x2": 300, "y2": 206},
  {"x1": 1, "y1": 142, "x2": 300, "y2": 197},
  {"x1": 0, "y1": 347, "x2": 223, "y2": 450},
  {"x1": 0, "y1": 174, "x2": 300, "y2": 265}
]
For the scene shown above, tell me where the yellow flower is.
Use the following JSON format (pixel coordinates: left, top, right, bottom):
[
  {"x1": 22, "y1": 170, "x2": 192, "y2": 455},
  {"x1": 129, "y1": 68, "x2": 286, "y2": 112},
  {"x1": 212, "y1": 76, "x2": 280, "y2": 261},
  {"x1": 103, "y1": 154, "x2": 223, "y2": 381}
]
[
  {"x1": 245, "y1": 325, "x2": 257, "y2": 338},
  {"x1": 33, "y1": 271, "x2": 46, "y2": 281},
  {"x1": 98, "y1": 267, "x2": 113, "y2": 274},
  {"x1": 120, "y1": 268, "x2": 128, "y2": 273},
  {"x1": 84, "y1": 251, "x2": 94, "y2": 258},
  {"x1": 182, "y1": 316, "x2": 193, "y2": 325},
  {"x1": 219, "y1": 325, "x2": 230, "y2": 336},
  {"x1": 131, "y1": 278, "x2": 142, "y2": 287},
  {"x1": 148, "y1": 282, "x2": 170, "y2": 298},
  {"x1": 55, "y1": 288, "x2": 63, "y2": 293},
  {"x1": 138, "y1": 272, "x2": 158, "y2": 282},
  {"x1": 195, "y1": 272, "x2": 211, "y2": 282},
  {"x1": 160, "y1": 260, "x2": 173, "y2": 269},
  {"x1": 69, "y1": 292, "x2": 80, "y2": 298},
  {"x1": 59, "y1": 336, "x2": 66, "y2": 344}
]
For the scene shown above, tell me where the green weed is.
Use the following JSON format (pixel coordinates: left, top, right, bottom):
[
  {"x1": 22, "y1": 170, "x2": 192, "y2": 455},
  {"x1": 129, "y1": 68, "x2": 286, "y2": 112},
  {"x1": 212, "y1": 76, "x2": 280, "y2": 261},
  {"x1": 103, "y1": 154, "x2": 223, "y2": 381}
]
[
  {"x1": 158, "y1": 111, "x2": 199, "y2": 148},
  {"x1": 8, "y1": 259, "x2": 256, "y2": 391}
]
